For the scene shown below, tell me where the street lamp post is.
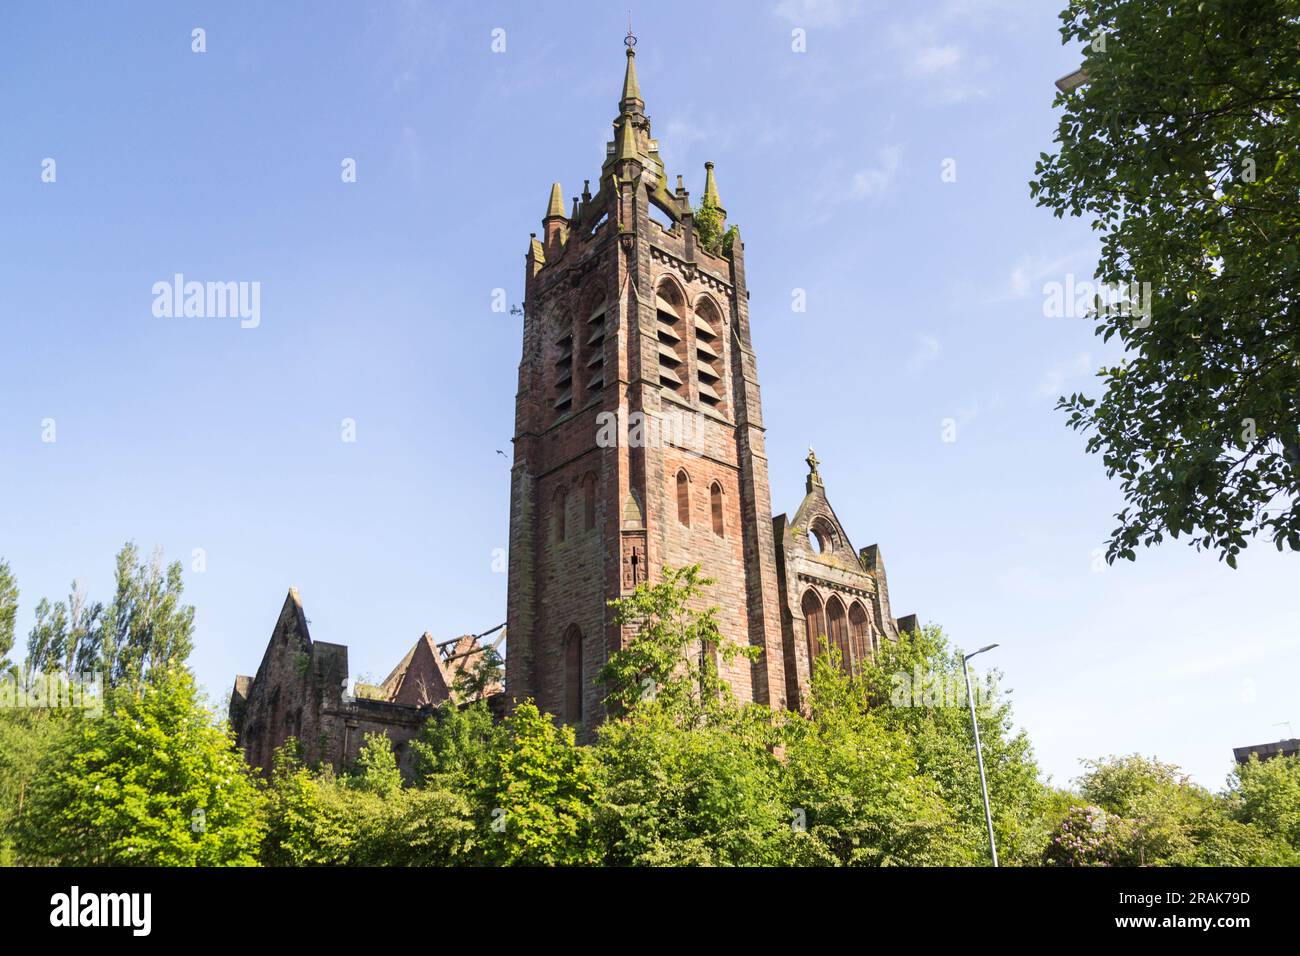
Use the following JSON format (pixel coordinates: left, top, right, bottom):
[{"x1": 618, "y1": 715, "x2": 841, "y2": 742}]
[
  {"x1": 1054, "y1": 65, "x2": 1090, "y2": 93},
  {"x1": 961, "y1": 643, "x2": 1000, "y2": 867}
]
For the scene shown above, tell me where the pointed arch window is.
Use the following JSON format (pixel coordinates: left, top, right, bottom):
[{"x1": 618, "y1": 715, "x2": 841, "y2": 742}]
[
  {"x1": 849, "y1": 601, "x2": 872, "y2": 668},
  {"x1": 676, "y1": 470, "x2": 691, "y2": 527},
  {"x1": 693, "y1": 297, "x2": 727, "y2": 415},
  {"x1": 581, "y1": 299, "x2": 607, "y2": 399},
  {"x1": 623, "y1": 489, "x2": 644, "y2": 530},
  {"x1": 553, "y1": 323, "x2": 574, "y2": 417},
  {"x1": 826, "y1": 596, "x2": 850, "y2": 673},
  {"x1": 802, "y1": 589, "x2": 825, "y2": 663},
  {"x1": 655, "y1": 280, "x2": 689, "y2": 400},
  {"x1": 709, "y1": 481, "x2": 724, "y2": 537},
  {"x1": 555, "y1": 487, "x2": 567, "y2": 543},
  {"x1": 563, "y1": 625, "x2": 584, "y2": 725}
]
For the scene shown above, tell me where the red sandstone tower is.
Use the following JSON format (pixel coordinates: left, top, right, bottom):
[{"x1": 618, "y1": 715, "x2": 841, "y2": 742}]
[{"x1": 504, "y1": 38, "x2": 787, "y2": 728}]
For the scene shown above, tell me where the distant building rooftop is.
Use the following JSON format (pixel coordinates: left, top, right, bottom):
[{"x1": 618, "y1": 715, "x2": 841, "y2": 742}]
[{"x1": 1233, "y1": 738, "x2": 1300, "y2": 764}]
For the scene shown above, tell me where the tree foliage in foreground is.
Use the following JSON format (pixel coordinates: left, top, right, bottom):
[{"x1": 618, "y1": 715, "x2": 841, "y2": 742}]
[
  {"x1": 5, "y1": 559, "x2": 1298, "y2": 867},
  {"x1": 13, "y1": 668, "x2": 264, "y2": 865},
  {"x1": 1041, "y1": 753, "x2": 1299, "y2": 866},
  {"x1": 1031, "y1": 0, "x2": 1300, "y2": 566},
  {"x1": 0, "y1": 559, "x2": 18, "y2": 675},
  {"x1": 859, "y1": 627, "x2": 1055, "y2": 865}
]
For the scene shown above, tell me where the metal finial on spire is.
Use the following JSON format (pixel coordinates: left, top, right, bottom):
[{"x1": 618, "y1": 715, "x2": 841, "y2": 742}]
[
  {"x1": 619, "y1": 29, "x2": 642, "y2": 110},
  {"x1": 625, "y1": 13, "x2": 636, "y2": 48}
]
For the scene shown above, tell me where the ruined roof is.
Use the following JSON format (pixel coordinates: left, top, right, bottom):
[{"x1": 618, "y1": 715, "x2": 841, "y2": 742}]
[{"x1": 381, "y1": 632, "x2": 452, "y2": 707}]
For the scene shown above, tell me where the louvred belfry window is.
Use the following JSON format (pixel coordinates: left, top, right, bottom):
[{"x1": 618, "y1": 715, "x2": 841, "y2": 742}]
[
  {"x1": 553, "y1": 323, "x2": 574, "y2": 417},
  {"x1": 655, "y1": 281, "x2": 688, "y2": 400},
  {"x1": 581, "y1": 300, "x2": 607, "y2": 399},
  {"x1": 693, "y1": 297, "x2": 726, "y2": 415}
]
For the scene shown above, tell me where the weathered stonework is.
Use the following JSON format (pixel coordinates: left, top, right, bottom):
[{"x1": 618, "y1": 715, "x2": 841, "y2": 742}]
[
  {"x1": 504, "y1": 44, "x2": 917, "y2": 735},
  {"x1": 229, "y1": 40, "x2": 918, "y2": 770},
  {"x1": 229, "y1": 589, "x2": 503, "y2": 777},
  {"x1": 774, "y1": 451, "x2": 913, "y2": 711}
]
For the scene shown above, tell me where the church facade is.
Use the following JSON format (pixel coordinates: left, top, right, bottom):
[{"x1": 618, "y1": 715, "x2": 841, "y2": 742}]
[
  {"x1": 503, "y1": 40, "x2": 915, "y2": 731},
  {"x1": 230, "y1": 40, "x2": 915, "y2": 770}
]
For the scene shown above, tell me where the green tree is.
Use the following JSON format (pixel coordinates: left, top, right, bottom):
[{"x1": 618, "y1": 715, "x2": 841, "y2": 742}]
[
  {"x1": 1042, "y1": 803, "x2": 1134, "y2": 866},
  {"x1": 405, "y1": 701, "x2": 507, "y2": 865},
  {"x1": 1187, "y1": 803, "x2": 1299, "y2": 866},
  {"x1": 356, "y1": 786, "x2": 481, "y2": 867},
  {"x1": 1226, "y1": 753, "x2": 1300, "y2": 850},
  {"x1": 590, "y1": 568, "x2": 788, "y2": 865},
  {"x1": 0, "y1": 709, "x2": 75, "y2": 865},
  {"x1": 14, "y1": 667, "x2": 264, "y2": 865},
  {"x1": 596, "y1": 702, "x2": 791, "y2": 866},
  {"x1": 1075, "y1": 754, "x2": 1210, "y2": 865},
  {"x1": 0, "y1": 559, "x2": 17, "y2": 674},
  {"x1": 102, "y1": 543, "x2": 195, "y2": 687},
  {"x1": 600, "y1": 564, "x2": 758, "y2": 723},
  {"x1": 859, "y1": 626, "x2": 1055, "y2": 865},
  {"x1": 693, "y1": 195, "x2": 737, "y2": 256},
  {"x1": 349, "y1": 732, "x2": 402, "y2": 798},
  {"x1": 24, "y1": 582, "x2": 103, "y2": 682},
  {"x1": 411, "y1": 698, "x2": 503, "y2": 794},
  {"x1": 16, "y1": 543, "x2": 193, "y2": 689},
  {"x1": 262, "y1": 741, "x2": 372, "y2": 866},
  {"x1": 781, "y1": 652, "x2": 966, "y2": 866},
  {"x1": 450, "y1": 643, "x2": 504, "y2": 701},
  {"x1": 1031, "y1": 0, "x2": 1300, "y2": 566},
  {"x1": 485, "y1": 700, "x2": 601, "y2": 866}
]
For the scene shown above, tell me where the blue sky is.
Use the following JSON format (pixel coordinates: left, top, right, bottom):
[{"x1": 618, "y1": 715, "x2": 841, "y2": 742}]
[{"x1": 1, "y1": 0, "x2": 1295, "y2": 790}]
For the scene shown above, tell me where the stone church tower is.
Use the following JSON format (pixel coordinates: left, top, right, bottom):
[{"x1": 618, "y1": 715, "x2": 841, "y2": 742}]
[
  {"x1": 228, "y1": 36, "x2": 918, "y2": 772},
  {"x1": 505, "y1": 39, "x2": 789, "y2": 727}
]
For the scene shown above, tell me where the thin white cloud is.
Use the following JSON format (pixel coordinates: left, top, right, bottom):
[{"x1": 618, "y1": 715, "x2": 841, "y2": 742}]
[
  {"x1": 910, "y1": 44, "x2": 961, "y2": 74},
  {"x1": 1004, "y1": 247, "x2": 1099, "y2": 302},
  {"x1": 906, "y1": 333, "x2": 941, "y2": 372},
  {"x1": 849, "y1": 146, "x2": 902, "y2": 200},
  {"x1": 772, "y1": 0, "x2": 868, "y2": 28},
  {"x1": 1010, "y1": 264, "x2": 1033, "y2": 298},
  {"x1": 937, "y1": 84, "x2": 990, "y2": 104},
  {"x1": 1035, "y1": 352, "x2": 1093, "y2": 399},
  {"x1": 658, "y1": 111, "x2": 734, "y2": 172}
]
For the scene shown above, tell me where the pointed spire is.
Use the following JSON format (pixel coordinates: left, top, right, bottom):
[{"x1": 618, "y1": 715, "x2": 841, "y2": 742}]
[
  {"x1": 620, "y1": 22, "x2": 643, "y2": 115},
  {"x1": 621, "y1": 48, "x2": 641, "y2": 107},
  {"x1": 703, "y1": 162, "x2": 721, "y2": 207},
  {"x1": 615, "y1": 115, "x2": 638, "y2": 162},
  {"x1": 545, "y1": 182, "x2": 565, "y2": 219}
]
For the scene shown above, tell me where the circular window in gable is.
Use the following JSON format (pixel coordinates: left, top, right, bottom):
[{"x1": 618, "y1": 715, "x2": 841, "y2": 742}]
[{"x1": 807, "y1": 516, "x2": 836, "y2": 554}]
